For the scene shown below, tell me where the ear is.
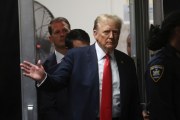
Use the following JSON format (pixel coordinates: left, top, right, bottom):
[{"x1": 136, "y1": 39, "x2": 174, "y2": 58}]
[
  {"x1": 93, "y1": 29, "x2": 97, "y2": 37},
  {"x1": 48, "y1": 36, "x2": 53, "y2": 43}
]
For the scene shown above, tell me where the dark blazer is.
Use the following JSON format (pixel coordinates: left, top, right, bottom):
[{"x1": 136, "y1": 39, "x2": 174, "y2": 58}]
[
  {"x1": 37, "y1": 53, "x2": 68, "y2": 120},
  {"x1": 41, "y1": 44, "x2": 141, "y2": 120}
]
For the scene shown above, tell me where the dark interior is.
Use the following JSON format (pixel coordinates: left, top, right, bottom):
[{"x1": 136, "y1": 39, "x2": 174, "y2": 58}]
[{"x1": 0, "y1": 0, "x2": 21, "y2": 119}]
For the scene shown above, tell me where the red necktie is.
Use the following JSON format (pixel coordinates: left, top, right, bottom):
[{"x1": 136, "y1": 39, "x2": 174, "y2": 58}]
[{"x1": 100, "y1": 54, "x2": 112, "y2": 120}]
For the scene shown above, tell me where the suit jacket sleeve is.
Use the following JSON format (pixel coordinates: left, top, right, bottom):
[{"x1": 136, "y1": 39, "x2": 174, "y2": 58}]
[{"x1": 39, "y1": 49, "x2": 74, "y2": 90}]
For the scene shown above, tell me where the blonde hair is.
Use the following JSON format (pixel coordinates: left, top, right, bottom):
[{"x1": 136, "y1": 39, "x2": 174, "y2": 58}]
[{"x1": 93, "y1": 14, "x2": 123, "y2": 30}]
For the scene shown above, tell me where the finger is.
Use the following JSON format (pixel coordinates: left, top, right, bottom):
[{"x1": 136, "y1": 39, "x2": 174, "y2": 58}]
[
  {"x1": 20, "y1": 63, "x2": 29, "y2": 70},
  {"x1": 20, "y1": 66, "x2": 30, "y2": 73},
  {"x1": 23, "y1": 61, "x2": 35, "y2": 67},
  {"x1": 147, "y1": 111, "x2": 150, "y2": 115},
  {"x1": 20, "y1": 63, "x2": 31, "y2": 71},
  {"x1": 20, "y1": 63, "x2": 28, "y2": 70},
  {"x1": 23, "y1": 72, "x2": 31, "y2": 78},
  {"x1": 37, "y1": 60, "x2": 42, "y2": 67}
]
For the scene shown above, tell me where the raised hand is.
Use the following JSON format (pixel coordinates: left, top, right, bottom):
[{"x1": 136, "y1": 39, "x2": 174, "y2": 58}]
[{"x1": 20, "y1": 60, "x2": 46, "y2": 82}]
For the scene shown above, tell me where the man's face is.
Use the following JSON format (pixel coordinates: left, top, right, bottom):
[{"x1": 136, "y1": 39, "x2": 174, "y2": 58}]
[
  {"x1": 49, "y1": 21, "x2": 70, "y2": 49},
  {"x1": 93, "y1": 18, "x2": 120, "y2": 53},
  {"x1": 72, "y1": 40, "x2": 90, "y2": 48}
]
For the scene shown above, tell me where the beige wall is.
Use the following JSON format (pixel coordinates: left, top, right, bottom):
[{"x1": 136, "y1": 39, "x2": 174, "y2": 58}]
[{"x1": 35, "y1": 0, "x2": 130, "y2": 54}]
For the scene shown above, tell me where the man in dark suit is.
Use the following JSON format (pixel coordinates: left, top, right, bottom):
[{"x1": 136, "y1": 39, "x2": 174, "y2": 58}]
[
  {"x1": 21, "y1": 14, "x2": 142, "y2": 120},
  {"x1": 38, "y1": 17, "x2": 90, "y2": 120},
  {"x1": 37, "y1": 17, "x2": 70, "y2": 120}
]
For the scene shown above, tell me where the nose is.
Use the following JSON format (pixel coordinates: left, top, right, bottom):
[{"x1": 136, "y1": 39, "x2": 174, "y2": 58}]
[
  {"x1": 59, "y1": 31, "x2": 65, "y2": 36},
  {"x1": 109, "y1": 31, "x2": 113, "y2": 38}
]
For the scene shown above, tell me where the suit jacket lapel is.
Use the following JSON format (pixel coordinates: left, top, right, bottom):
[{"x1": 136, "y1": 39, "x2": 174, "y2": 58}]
[
  {"x1": 43, "y1": 53, "x2": 58, "y2": 74},
  {"x1": 48, "y1": 53, "x2": 57, "y2": 66},
  {"x1": 114, "y1": 50, "x2": 126, "y2": 110}
]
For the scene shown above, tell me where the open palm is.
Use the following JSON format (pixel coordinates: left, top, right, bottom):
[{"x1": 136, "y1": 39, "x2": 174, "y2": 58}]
[{"x1": 20, "y1": 60, "x2": 46, "y2": 82}]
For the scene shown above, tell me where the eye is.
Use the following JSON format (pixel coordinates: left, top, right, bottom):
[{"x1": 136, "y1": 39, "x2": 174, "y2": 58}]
[
  {"x1": 54, "y1": 30, "x2": 60, "y2": 35},
  {"x1": 62, "y1": 29, "x2": 69, "y2": 33},
  {"x1": 112, "y1": 30, "x2": 119, "y2": 35},
  {"x1": 103, "y1": 30, "x2": 110, "y2": 35}
]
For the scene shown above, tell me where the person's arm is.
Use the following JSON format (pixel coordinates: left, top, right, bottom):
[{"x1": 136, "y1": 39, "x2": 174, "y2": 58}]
[
  {"x1": 40, "y1": 51, "x2": 73, "y2": 89},
  {"x1": 20, "y1": 50, "x2": 74, "y2": 89}
]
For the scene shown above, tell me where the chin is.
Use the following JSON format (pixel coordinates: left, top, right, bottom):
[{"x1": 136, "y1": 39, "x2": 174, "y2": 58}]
[
  {"x1": 106, "y1": 45, "x2": 114, "y2": 49},
  {"x1": 106, "y1": 47, "x2": 114, "y2": 53}
]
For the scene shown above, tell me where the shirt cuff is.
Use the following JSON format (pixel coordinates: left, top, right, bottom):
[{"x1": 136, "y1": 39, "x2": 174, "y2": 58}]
[{"x1": 36, "y1": 72, "x2": 47, "y2": 87}]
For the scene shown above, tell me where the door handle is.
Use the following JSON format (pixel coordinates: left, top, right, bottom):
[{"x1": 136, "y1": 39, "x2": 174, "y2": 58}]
[{"x1": 27, "y1": 104, "x2": 34, "y2": 120}]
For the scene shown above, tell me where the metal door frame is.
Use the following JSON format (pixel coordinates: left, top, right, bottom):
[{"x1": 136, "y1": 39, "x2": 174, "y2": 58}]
[
  {"x1": 18, "y1": 0, "x2": 37, "y2": 119},
  {"x1": 129, "y1": 0, "x2": 164, "y2": 108},
  {"x1": 129, "y1": 0, "x2": 150, "y2": 105},
  {"x1": 153, "y1": 0, "x2": 164, "y2": 25}
]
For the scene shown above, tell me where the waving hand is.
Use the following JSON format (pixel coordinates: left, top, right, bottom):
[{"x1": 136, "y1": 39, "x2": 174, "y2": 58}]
[{"x1": 20, "y1": 60, "x2": 46, "y2": 82}]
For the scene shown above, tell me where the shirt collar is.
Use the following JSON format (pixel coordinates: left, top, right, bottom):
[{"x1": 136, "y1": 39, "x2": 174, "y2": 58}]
[
  {"x1": 54, "y1": 50, "x2": 64, "y2": 63},
  {"x1": 95, "y1": 42, "x2": 114, "y2": 61}
]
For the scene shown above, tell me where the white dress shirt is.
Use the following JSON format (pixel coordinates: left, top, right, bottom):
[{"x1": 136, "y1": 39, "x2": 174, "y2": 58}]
[
  {"x1": 95, "y1": 42, "x2": 121, "y2": 117},
  {"x1": 54, "y1": 50, "x2": 64, "y2": 64}
]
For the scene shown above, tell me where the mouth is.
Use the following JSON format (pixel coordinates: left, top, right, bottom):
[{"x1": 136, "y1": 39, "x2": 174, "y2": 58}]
[
  {"x1": 59, "y1": 38, "x2": 65, "y2": 41},
  {"x1": 106, "y1": 40, "x2": 117, "y2": 48},
  {"x1": 106, "y1": 41, "x2": 113, "y2": 45}
]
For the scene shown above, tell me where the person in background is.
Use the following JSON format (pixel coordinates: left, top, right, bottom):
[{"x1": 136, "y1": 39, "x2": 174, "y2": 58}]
[
  {"x1": 145, "y1": 11, "x2": 180, "y2": 120},
  {"x1": 126, "y1": 34, "x2": 131, "y2": 56},
  {"x1": 37, "y1": 17, "x2": 70, "y2": 120},
  {"x1": 65, "y1": 29, "x2": 90, "y2": 49},
  {"x1": 126, "y1": 33, "x2": 150, "y2": 120},
  {"x1": 20, "y1": 14, "x2": 142, "y2": 120}
]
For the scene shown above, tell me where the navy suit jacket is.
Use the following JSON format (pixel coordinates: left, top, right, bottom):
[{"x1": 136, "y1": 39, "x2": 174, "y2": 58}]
[
  {"x1": 41, "y1": 44, "x2": 141, "y2": 120},
  {"x1": 37, "y1": 53, "x2": 68, "y2": 120}
]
